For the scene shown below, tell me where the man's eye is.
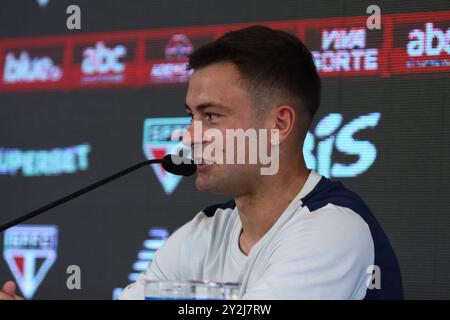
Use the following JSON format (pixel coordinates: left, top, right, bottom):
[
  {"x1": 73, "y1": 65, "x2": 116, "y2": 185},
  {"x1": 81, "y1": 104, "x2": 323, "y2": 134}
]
[{"x1": 206, "y1": 113, "x2": 219, "y2": 121}]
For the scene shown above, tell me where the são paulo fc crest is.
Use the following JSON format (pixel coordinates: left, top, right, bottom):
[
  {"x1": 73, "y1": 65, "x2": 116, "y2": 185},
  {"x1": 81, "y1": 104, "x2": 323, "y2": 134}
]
[
  {"x1": 142, "y1": 117, "x2": 191, "y2": 194},
  {"x1": 3, "y1": 225, "x2": 58, "y2": 299}
]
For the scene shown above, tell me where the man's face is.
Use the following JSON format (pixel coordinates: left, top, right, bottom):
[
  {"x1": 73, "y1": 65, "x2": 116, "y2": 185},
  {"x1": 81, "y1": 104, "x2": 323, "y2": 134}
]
[{"x1": 184, "y1": 62, "x2": 267, "y2": 195}]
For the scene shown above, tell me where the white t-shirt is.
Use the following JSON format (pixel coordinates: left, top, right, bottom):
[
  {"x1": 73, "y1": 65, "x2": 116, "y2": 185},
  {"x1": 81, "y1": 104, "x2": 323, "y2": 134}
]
[{"x1": 119, "y1": 170, "x2": 375, "y2": 300}]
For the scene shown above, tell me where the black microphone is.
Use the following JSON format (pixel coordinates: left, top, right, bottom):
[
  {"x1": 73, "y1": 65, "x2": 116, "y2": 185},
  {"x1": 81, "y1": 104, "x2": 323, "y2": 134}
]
[
  {"x1": 0, "y1": 154, "x2": 196, "y2": 232},
  {"x1": 161, "y1": 154, "x2": 197, "y2": 176}
]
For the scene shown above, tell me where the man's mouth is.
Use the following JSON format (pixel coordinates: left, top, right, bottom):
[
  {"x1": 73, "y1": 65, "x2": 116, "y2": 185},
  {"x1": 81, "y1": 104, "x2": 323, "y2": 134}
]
[
  {"x1": 194, "y1": 158, "x2": 214, "y2": 173},
  {"x1": 194, "y1": 157, "x2": 214, "y2": 165}
]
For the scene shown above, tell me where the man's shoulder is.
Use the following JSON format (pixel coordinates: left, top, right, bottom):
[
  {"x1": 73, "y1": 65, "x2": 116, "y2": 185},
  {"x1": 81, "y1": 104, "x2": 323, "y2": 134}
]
[
  {"x1": 301, "y1": 175, "x2": 370, "y2": 216},
  {"x1": 296, "y1": 176, "x2": 378, "y2": 254},
  {"x1": 299, "y1": 175, "x2": 403, "y2": 299}
]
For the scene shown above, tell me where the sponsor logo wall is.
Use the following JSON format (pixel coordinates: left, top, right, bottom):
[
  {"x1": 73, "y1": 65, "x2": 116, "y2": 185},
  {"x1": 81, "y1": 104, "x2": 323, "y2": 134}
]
[{"x1": 1, "y1": 11, "x2": 448, "y2": 93}]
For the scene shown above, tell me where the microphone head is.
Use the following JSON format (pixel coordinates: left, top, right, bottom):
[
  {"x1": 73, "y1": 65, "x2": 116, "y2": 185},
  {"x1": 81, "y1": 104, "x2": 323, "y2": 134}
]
[{"x1": 161, "y1": 154, "x2": 197, "y2": 176}]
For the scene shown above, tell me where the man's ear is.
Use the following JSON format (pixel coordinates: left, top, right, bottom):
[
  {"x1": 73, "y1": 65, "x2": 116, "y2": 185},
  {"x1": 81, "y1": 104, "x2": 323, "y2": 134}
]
[{"x1": 268, "y1": 105, "x2": 296, "y2": 144}]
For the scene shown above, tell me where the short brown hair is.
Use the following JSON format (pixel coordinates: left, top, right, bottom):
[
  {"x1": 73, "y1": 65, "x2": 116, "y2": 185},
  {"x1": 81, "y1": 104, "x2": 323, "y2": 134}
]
[{"x1": 187, "y1": 25, "x2": 321, "y2": 125}]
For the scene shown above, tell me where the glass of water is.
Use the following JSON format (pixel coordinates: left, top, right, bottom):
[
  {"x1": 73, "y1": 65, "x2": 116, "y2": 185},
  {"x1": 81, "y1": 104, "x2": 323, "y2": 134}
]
[
  {"x1": 144, "y1": 280, "x2": 240, "y2": 300},
  {"x1": 145, "y1": 281, "x2": 193, "y2": 300}
]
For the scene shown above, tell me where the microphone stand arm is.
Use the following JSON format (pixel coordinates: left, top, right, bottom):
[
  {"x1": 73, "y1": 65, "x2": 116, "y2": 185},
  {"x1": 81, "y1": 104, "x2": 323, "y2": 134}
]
[{"x1": 0, "y1": 159, "x2": 160, "y2": 232}]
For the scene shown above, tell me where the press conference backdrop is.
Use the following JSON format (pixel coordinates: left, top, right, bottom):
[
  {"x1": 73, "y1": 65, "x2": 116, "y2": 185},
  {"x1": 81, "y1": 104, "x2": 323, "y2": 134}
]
[{"x1": 0, "y1": 0, "x2": 449, "y2": 299}]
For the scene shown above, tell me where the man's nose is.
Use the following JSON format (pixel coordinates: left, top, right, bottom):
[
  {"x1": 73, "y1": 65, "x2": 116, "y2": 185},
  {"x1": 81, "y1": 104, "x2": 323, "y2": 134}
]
[{"x1": 182, "y1": 120, "x2": 204, "y2": 147}]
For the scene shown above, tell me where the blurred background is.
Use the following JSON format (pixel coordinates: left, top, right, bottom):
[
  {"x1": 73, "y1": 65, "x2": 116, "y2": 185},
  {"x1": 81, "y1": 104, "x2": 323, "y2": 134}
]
[{"x1": 0, "y1": 0, "x2": 449, "y2": 299}]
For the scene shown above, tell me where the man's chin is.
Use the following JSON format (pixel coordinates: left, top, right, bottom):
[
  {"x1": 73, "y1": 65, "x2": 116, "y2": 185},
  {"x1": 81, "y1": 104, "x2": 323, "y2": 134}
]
[
  {"x1": 195, "y1": 174, "x2": 213, "y2": 192},
  {"x1": 195, "y1": 173, "x2": 225, "y2": 194}
]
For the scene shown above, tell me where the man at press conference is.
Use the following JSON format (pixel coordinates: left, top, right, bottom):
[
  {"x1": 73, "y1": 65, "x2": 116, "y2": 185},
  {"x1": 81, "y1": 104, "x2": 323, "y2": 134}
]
[{"x1": 0, "y1": 25, "x2": 403, "y2": 300}]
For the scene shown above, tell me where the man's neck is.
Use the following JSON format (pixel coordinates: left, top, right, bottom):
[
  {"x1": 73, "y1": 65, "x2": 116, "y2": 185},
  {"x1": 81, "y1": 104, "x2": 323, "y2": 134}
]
[{"x1": 235, "y1": 160, "x2": 310, "y2": 255}]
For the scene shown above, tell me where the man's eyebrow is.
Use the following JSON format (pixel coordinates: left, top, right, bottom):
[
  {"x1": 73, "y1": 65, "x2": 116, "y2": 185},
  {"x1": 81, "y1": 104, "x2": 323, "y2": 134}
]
[{"x1": 185, "y1": 103, "x2": 230, "y2": 112}]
